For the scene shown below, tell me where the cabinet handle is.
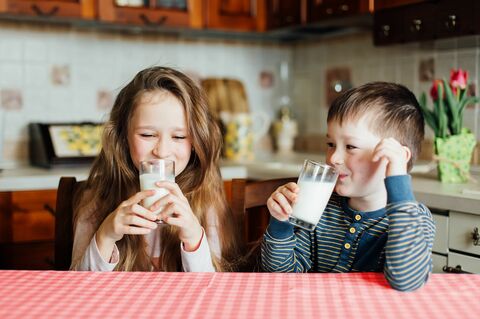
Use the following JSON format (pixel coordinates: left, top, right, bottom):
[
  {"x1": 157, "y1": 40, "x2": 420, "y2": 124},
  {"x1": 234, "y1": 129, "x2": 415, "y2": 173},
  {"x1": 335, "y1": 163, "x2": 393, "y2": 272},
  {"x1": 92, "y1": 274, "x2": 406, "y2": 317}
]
[
  {"x1": 442, "y1": 265, "x2": 469, "y2": 274},
  {"x1": 31, "y1": 4, "x2": 59, "y2": 17},
  {"x1": 381, "y1": 24, "x2": 390, "y2": 37},
  {"x1": 472, "y1": 227, "x2": 480, "y2": 246},
  {"x1": 139, "y1": 14, "x2": 167, "y2": 26},
  {"x1": 44, "y1": 204, "x2": 55, "y2": 216},
  {"x1": 445, "y1": 14, "x2": 457, "y2": 30},
  {"x1": 283, "y1": 16, "x2": 294, "y2": 23},
  {"x1": 410, "y1": 19, "x2": 422, "y2": 33}
]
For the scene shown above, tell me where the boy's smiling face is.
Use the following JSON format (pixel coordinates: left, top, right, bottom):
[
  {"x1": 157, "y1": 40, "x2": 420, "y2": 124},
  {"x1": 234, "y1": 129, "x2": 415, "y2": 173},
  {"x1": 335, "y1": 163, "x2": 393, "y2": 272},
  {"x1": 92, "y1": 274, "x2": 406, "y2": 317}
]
[{"x1": 326, "y1": 116, "x2": 388, "y2": 211}]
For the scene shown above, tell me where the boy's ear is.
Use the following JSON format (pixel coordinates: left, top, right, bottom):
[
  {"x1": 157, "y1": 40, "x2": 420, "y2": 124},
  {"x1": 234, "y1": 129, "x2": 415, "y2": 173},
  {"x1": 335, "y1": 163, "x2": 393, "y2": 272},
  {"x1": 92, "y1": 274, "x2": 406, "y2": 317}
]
[{"x1": 403, "y1": 146, "x2": 412, "y2": 163}]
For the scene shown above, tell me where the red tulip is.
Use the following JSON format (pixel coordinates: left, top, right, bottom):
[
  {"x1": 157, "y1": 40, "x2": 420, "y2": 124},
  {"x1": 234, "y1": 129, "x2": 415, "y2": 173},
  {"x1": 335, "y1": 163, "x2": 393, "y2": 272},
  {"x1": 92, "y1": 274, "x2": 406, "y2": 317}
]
[
  {"x1": 430, "y1": 79, "x2": 444, "y2": 101},
  {"x1": 450, "y1": 69, "x2": 468, "y2": 93}
]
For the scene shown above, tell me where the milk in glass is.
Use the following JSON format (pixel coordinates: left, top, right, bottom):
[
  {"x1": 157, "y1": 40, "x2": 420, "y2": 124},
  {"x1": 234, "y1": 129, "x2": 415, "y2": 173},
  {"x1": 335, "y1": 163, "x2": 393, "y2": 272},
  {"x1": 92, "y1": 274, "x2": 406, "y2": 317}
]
[
  {"x1": 139, "y1": 159, "x2": 175, "y2": 218},
  {"x1": 291, "y1": 180, "x2": 336, "y2": 225},
  {"x1": 288, "y1": 159, "x2": 338, "y2": 231},
  {"x1": 139, "y1": 173, "x2": 170, "y2": 214}
]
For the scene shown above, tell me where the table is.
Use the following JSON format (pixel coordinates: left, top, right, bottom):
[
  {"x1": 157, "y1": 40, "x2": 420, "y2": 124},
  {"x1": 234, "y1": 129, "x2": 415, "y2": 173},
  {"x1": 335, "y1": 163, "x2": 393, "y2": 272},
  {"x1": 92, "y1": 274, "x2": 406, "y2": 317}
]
[{"x1": 0, "y1": 271, "x2": 479, "y2": 318}]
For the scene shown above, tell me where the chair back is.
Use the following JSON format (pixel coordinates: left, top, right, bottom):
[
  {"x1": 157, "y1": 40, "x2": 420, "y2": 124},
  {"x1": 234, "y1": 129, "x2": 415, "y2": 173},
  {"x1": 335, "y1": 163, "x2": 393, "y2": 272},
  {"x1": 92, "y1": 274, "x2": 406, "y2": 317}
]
[
  {"x1": 230, "y1": 177, "x2": 297, "y2": 271},
  {"x1": 55, "y1": 177, "x2": 84, "y2": 270}
]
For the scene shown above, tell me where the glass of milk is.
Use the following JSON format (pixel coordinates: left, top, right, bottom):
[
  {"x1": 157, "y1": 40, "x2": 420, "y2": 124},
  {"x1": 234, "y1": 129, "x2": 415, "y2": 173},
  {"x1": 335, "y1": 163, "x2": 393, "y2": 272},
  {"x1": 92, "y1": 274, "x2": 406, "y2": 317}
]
[
  {"x1": 288, "y1": 159, "x2": 338, "y2": 231},
  {"x1": 139, "y1": 159, "x2": 175, "y2": 223}
]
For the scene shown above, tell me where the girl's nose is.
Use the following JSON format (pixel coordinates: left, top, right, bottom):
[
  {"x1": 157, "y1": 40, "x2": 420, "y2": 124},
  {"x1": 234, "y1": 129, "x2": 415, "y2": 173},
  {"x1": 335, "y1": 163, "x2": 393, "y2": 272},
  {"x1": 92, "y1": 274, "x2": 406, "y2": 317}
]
[{"x1": 152, "y1": 138, "x2": 171, "y2": 158}]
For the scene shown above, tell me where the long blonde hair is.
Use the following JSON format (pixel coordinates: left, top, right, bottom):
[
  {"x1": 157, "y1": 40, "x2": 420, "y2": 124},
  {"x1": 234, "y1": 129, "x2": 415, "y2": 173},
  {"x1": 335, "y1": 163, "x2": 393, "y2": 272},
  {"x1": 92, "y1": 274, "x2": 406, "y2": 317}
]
[{"x1": 76, "y1": 66, "x2": 241, "y2": 271}]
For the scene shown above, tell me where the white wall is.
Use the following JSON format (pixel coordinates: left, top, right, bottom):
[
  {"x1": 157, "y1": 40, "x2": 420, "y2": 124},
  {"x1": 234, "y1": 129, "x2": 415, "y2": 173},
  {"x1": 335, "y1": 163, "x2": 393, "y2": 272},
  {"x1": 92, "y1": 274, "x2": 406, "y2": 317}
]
[{"x1": 0, "y1": 22, "x2": 292, "y2": 165}]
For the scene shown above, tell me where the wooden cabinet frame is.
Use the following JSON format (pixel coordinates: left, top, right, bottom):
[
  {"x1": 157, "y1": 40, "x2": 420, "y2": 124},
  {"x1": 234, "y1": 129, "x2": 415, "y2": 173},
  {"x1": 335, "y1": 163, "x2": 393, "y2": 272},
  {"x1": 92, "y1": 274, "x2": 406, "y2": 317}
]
[
  {"x1": 0, "y1": 0, "x2": 95, "y2": 19},
  {"x1": 98, "y1": 0, "x2": 203, "y2": 28}
]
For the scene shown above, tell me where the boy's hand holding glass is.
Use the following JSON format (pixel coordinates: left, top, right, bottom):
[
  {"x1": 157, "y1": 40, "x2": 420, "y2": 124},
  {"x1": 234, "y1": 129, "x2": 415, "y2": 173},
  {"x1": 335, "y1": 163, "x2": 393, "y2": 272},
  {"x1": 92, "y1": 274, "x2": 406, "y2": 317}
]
[
  {"x1": 372, "y1": 138, "x2": 411, "y2": 177},
  {"x1": 268, "y1": 160, "x2": 338, "y2": 231}
]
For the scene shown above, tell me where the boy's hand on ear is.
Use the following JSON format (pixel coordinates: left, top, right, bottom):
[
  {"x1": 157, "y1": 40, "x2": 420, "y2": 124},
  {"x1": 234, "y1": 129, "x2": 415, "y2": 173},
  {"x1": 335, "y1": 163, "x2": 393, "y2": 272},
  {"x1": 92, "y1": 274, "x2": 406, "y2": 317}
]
[
  {"x1": 267, "y1": 182, "x2": 299, "y2": 221},
  {"x1": 372, "y1": 138, "x2": 411, "y2": 177}
]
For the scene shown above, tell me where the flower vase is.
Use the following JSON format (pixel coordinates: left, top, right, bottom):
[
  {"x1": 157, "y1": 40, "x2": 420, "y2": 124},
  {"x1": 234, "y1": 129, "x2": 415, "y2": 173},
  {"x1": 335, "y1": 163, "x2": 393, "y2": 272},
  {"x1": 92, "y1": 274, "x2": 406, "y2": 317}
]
[{"x1": 434, "y1": 128, "x2": 476, "y2": 183}]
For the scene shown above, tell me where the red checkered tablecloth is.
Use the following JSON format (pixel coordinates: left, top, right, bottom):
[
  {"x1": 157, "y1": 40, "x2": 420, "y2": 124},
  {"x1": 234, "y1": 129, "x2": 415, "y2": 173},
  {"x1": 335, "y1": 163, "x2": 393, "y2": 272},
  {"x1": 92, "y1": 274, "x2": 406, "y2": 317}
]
[{"x1": 0, "y1": 271, "x2": 478, "y2": 318}]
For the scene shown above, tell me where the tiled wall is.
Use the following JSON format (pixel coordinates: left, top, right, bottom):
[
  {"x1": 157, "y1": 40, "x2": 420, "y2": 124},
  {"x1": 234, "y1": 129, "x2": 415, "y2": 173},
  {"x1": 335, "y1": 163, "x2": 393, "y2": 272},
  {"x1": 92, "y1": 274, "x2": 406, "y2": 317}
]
[
  {"x1": 0, "y1": 22, "x2": 291, "y2": 165},
  {"x1": 292, "y1": 32, "x2": 480, "y2": 144},
  {"x1": 1, "y1": 23, "x2": 479, "y2": 166}
]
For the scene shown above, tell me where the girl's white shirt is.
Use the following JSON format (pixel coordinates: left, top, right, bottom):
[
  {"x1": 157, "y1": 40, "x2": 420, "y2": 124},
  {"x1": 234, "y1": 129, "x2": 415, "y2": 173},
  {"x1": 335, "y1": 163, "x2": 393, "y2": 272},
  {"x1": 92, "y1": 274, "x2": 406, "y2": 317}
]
[{"x1": 71, "y1": 197, "x2": 220, "y2": 272}]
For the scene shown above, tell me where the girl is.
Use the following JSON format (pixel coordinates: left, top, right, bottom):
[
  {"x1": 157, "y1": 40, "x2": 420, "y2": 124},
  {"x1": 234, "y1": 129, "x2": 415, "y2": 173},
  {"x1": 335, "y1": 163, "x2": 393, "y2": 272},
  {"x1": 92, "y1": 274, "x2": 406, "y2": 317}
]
[{"x1": 71, "y1": 66, "x2": 241, "y2": 272}]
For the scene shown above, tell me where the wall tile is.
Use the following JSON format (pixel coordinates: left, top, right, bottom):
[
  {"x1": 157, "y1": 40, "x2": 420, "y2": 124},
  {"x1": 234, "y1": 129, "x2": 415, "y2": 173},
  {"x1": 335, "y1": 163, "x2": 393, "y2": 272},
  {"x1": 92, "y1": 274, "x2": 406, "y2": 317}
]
[{"x1": 0, "y1": 63, "x2": 23, "y2": 87}]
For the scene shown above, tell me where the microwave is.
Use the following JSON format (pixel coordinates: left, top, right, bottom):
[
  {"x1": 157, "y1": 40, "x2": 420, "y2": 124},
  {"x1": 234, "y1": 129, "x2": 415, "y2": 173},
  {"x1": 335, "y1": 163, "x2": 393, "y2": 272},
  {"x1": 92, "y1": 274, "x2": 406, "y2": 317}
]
[{"x1": 29, "y1": 122, "x2": 103, "y2": 168}]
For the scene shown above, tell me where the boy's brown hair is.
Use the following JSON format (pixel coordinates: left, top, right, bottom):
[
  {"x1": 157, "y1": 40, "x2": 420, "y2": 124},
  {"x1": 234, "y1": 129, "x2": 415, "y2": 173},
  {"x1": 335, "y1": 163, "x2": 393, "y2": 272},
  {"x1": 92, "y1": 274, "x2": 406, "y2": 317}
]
[{"x1": 327, "y1": 82, "x2": 425, "y2": 171}]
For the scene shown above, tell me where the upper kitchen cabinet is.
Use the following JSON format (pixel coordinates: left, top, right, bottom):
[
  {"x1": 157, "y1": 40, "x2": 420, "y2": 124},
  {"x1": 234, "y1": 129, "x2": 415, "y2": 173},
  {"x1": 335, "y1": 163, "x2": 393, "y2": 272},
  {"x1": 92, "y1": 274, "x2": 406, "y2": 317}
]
[
  {"x1": 205, "y1": 0, "x2": 302, "y2": 32},
  {"x1": 374, "y1": 0, "x2": 479, "y2": 46},
  {"x1": 374, "y1": 0, "x2": 428, "y2": 10},
  {"x1": 0, "y1": 0, "x2": 95, "y2": 19},
  {"x1": 98, "y1": 0, "x2": 203, "y2": 28},
  {"x1": 307, "y1": 0, "x2": 370, "y2": 23}
]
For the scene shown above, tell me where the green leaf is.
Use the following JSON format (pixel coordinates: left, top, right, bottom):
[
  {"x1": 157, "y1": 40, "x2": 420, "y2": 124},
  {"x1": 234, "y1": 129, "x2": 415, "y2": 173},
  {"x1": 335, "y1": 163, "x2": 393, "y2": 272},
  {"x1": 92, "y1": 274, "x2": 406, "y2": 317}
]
[
  {"x1": 443, "y1": 79, "x2": 458, "y2": 134},
  {"x1": 457, "y1": 96, "x2": 480, "y2": 133},
  {"x1": 437, "y1": 84, "x2": 448, "y2": 137}
]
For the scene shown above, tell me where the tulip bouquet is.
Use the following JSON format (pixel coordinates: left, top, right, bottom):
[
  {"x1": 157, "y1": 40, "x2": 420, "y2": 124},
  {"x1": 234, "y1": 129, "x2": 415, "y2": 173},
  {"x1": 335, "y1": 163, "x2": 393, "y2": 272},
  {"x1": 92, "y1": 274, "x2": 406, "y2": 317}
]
[{"x1": 419, "y1": 69, "x2": 479, "y2": 183}]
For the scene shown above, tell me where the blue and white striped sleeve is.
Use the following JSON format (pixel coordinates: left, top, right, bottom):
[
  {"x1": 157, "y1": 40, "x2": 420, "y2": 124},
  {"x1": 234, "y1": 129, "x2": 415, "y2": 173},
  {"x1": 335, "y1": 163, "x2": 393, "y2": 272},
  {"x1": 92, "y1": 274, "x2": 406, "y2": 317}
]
[
  {"x1": 383, "y1": 175, "x2": 436, "y2": 291},
  {"x1": 261, "y1": 217, "x2": 313, "y2": 272}
]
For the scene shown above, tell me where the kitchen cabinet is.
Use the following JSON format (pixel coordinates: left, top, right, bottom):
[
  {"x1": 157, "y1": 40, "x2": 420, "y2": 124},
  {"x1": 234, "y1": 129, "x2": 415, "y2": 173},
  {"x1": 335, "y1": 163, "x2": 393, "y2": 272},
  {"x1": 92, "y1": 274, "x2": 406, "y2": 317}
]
[
  {"x1": 431, "y1": 210, "x2": 448, "y2": 273},
  {"x1": 0, "y1": 189, "x2": 56, "y2": 270},
  {"x1": 98, "y1": 0, "x2": 203, "y2": 28},
  {"x1": 373, "y1": 0, "x2": 478, "y2": 46},
  {"x1": 374, "y1": 0, "x2": 428, "y2": 10},
  {"x1": 206, "y1": 0, "x2": 302, "y2": 32},
  {"x1": 430, "y1": 209, "x2": 480, "y2": 274},
  {"x1": 0, "y1": 0, "x2": 95, "y2": 19},
  {"x1": 308, "y1": 0, "x2": 370, "y2": 23}
]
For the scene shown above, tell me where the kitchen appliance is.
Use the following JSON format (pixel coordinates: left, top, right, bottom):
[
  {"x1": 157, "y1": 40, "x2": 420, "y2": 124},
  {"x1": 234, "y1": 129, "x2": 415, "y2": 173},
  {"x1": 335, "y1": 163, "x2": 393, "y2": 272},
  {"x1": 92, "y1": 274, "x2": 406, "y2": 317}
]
[{"x1": 29, "y1": 122, "x2": 103, "y2": 168}]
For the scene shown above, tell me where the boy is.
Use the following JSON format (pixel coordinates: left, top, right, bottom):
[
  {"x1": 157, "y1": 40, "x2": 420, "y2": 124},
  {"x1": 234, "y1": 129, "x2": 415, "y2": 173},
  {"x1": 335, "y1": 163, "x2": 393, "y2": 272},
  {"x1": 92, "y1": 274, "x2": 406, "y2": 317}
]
[{"x1": 261, "y1": 82, "x2": 435, "y2": 291}]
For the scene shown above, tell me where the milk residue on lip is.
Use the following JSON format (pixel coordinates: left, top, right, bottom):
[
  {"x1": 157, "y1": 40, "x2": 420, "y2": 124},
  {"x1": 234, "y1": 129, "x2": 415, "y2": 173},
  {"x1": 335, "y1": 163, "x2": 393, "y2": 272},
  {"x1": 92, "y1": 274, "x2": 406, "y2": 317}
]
[
  {"x1": 291, "y1": 180, "x2": 336, "y2": 225},
  {"x1": 139, "y1": 173, "x2": 170, "y2": 214}
]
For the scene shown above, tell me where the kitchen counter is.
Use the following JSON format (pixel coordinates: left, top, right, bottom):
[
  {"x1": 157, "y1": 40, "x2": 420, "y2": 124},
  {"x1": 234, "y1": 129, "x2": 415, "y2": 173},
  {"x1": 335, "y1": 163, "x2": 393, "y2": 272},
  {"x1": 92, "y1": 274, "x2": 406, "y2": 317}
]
[{"x1": 1, "y1": 152, "x2": 479, "y2": 214}]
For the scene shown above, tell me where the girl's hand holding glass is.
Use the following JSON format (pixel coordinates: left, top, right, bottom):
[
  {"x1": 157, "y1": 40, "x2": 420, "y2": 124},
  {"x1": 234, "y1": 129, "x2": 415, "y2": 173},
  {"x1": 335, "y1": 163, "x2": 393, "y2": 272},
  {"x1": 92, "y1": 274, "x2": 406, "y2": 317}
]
[
  {"x1": 95, "y1": 190, "x2": 159, "y2": 258},
  {"x1": 153, "y1": 180, "x2": 203, "y2": 251}
]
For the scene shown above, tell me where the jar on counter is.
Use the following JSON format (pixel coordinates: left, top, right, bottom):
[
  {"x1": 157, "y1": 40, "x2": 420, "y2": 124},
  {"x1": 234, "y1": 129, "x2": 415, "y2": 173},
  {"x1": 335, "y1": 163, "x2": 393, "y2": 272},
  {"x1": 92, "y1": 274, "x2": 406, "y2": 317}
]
[{"x1": 273, "y1": 107, "x2": 297, "y2": 154}]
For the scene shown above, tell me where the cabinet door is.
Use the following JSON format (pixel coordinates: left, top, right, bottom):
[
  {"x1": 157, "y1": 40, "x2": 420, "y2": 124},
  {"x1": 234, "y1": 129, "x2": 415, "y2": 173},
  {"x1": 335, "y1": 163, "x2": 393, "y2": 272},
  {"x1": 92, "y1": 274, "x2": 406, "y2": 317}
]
[
  {"x1": 206, "y1": 0, "x2": 258, "y2": 31},
  {"x1": 432, "y1": 212, "x2": 448, "y2": 255},
  {"x1": 259, "y1": 0, "x2": 302, "y2": 31},
  {"x1": 401, "y1": 1, "x2": 436, "y2": 43},
  {"x1": 448, "y1": 252, "x2": 480, "y2": 274},
  {"x1": 435, "y1": 0, "x2": 475, "y2": 39},
  {"x1": 374, "y1": 0, "x2": 428, "y2": 11},
  {"x1": 11, "y1": 190, "x2": 57, "y2": 242},
  {"x1": 432, "y1": 253, "x2": 447, "y2": 273},
  {"x1": 98, "y1": 0, "x2": 203, "y2": 28},
  {"x1": 308, "y1": 0, "x2": 369, "y2": 22},
  {"x1": 0, "y1": 0, "x2": 95, "y2": 19},
  {"x1": 449, "y1": 211, "x2": 480, "y2": 257},
  {"x1": 373, "y1": 7, "x2": 403, "y2": 45}
]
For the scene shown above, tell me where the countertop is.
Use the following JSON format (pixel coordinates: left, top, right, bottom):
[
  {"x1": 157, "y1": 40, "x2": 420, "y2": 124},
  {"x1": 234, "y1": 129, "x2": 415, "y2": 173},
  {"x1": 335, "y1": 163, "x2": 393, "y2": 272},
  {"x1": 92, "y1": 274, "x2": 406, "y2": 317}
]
[{"x1": 1, "y1": 152, "x2": 479, "y2": 214}]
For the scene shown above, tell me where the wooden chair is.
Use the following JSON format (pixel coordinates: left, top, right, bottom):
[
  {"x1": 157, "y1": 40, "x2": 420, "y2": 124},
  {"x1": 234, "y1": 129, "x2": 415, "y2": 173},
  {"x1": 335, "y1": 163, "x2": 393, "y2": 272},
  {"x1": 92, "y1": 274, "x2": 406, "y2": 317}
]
[
  {"x1": 54, "y1": 177, "x2": 84, "y2": 270},
  {"x1": 230, "y1": 177, "x2": 297, "y2": 271}
]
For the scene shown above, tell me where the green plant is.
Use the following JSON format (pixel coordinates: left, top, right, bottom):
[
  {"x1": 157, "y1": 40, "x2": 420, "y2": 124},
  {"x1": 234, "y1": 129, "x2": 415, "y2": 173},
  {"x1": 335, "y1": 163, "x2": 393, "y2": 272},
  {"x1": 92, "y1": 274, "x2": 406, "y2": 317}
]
[{"x1": 419, "y1": 69, "x2": 480, "y2": 139}]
